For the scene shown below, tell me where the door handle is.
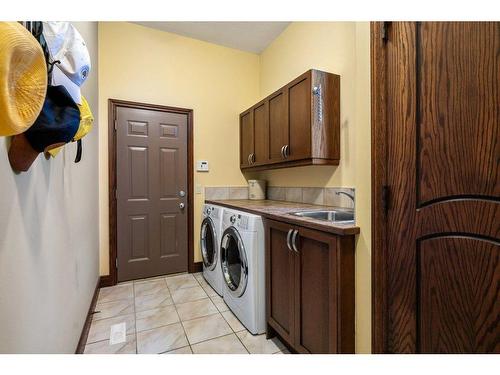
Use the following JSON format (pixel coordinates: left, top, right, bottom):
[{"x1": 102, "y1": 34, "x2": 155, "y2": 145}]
[
  {"x1": 291, "y1": 229, "x2": 299, "y2": 252},
  {"x1": 286, "y1": 229, "x2": 293, "y2": 251},
  {"x1": 179, "y1": 190, "x2": 186, "y2": 197},
  {"x1": 179, "y1": 202, "x2": 185, "y2": 210}
]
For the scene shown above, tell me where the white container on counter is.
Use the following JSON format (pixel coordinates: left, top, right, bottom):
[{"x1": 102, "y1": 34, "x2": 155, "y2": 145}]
[{"x1": 248, "y1": 180, "x2": 266, "y2": 200}]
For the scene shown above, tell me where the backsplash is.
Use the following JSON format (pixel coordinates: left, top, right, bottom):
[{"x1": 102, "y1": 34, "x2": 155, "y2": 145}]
[{"x1": 205, "y1": 186, "x2": 355, "y2": 209}]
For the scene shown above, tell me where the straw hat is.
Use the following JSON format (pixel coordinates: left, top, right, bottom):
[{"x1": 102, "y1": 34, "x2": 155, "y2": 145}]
[{"x1": 0, "y1": 22, "x2": 47, "y2": 136}]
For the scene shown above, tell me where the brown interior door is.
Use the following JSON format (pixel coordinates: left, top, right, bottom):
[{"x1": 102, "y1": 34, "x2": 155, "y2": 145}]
[
  {"x1": 116, "y1": 106, "x2": 188, "y2": 281},
  {"x1": 287, "y1": 72, "x2": 312, "y2": 161},
  {"x1": 240, "y1": 110, "x2": 254, "y2": 167},
  {"x1": 265, "y1": 220, "x2": 296, "y2": 345},
  {"x1": 268, "y1": 89, "x2": 289, "y2": 163},
  {"x1": 382, "y1": 22, "x2": 499, "y2": 353}
]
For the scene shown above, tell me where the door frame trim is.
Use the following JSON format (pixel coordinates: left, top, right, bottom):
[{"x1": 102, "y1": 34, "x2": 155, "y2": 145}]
[
  {"x1": 108, "y1": 98, "x2": 195, "y2": 285},
  {"x1": 371, "y1": 21, "x2": 389, "y2": 353}
]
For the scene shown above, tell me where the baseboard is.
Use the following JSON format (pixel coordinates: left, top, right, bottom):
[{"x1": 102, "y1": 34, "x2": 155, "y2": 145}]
[
  {"x1": 189, "y1": 261, "x2": 203, "y2": 273},
  {"x1": 99, "y1": 275, "x2": 114, "y2": 288},
  {"x1": 75, "y1": 278, "x2": 100, "y2": 354}
]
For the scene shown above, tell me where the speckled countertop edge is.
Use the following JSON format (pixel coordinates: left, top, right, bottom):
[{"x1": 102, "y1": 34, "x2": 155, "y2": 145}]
[{"x1": 205, "y1": 199, "x2": 360, "y2": 236}]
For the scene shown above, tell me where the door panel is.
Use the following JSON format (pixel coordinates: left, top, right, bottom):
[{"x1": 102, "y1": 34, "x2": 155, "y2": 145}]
[
  {"x1": 268, "y1": 90, "x2": 288, "y2": 163},
  {"x1": 265, "y1": 220, "x2": 295, "y2": 345},
  {"x1": 117, "y1": 106, "x2": 188, "y2": 281},
  {"x1": 383, "y1": 22, "x2": 500, "y2": 353},
  {"x1": 240, "y1": 111, "x2": 254, "y2": 167},
  {"x1": 253, "y1": 102, "x2": 268, "y2": 164},
  {"x1": 419, "y1": 237, "x2": 500, "y2": 353},
  {"x1": 417, "y1": 23, "x2": 500, "y2": 204},
  {"x1": 294, "y1": 227, "x2": 337, "y2": 354},
  {"x1": 288, "y1": 75, "x2": 311, "y2": 160}
]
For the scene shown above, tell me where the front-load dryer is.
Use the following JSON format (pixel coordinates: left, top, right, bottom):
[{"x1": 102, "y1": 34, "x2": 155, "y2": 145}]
[
  {"x1": 200, "y1": 204, "x2": 224, "y2": 296},
  {"x1": 220, "y1": 208, "x2": 265, "y2": 334}
]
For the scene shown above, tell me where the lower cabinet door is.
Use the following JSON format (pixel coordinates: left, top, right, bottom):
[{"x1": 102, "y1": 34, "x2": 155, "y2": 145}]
[
  {"x1": 293, "y1": 226, "x2": 338, "y2": 354},
  {"x1": 265, "y1": 220, "x2": 296, "y2": 345}
]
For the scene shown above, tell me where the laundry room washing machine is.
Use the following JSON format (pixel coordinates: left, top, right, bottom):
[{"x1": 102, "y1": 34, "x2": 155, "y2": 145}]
[
  {"x1": 220, "y1": 208, "x2": 265, "y2": 334},
  {"x1": 200, "y1": 204, "x2": 224, "y2": 296}
]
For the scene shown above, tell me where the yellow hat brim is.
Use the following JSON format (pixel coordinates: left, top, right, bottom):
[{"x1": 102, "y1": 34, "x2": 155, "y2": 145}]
[{"x1": 0, "y1": 22, "x2": 47, "y2": 136}]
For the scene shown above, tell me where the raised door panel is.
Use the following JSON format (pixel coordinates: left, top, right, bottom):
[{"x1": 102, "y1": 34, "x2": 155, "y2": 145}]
[
  {"x1": 293, "y1": 227, "x2": 337, "y2": 354},
  {"x1": 253, "y1": 102, "x2": 269, "y2": 165},
  {"x1": 288, "y1": 74, "x2": 312, "y2": 161},
  {"x1": 417, "y1": 22, "x2": 500, "y2": 205},
  {"x1": 240, "y1": 111, "x2": 254, "y2": 167},
  {"x1": 265, "y1": 220, "x2": 295, "y2": 345},
  {"x1": 268, "y1": 90, "x2": 288, "y2": 163},
  {"x1": 419, "y1": 237, "x2": 500, "y2": 353}
]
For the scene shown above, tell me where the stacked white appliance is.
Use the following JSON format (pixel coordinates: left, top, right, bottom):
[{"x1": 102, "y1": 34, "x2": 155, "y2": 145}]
[
  {"x1": 220, "y1": 208, "x2": 266, "y2": 334},
  {"x1": 200, "y1": 204, "x2": 225, "y2": 296}
]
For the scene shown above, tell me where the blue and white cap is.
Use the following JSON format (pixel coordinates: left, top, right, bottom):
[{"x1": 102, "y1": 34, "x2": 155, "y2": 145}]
[{"x1": 42, "y1": 22, "x2": 91, "y2": 105}]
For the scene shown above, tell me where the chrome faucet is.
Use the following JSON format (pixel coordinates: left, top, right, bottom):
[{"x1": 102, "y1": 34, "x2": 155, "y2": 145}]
[{"x1": 335, "y1": 191, "x2": 355, "y2": 205}]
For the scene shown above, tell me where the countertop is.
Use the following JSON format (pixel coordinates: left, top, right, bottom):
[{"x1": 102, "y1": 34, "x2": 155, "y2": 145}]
[{"x1": 205, "y1": 199, "x2": 360, "y2": 236}]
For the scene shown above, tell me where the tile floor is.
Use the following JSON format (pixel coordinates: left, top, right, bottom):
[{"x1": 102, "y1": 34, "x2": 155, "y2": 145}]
[{"x1": 84, "y1": 272, "x2": 290, "y2": 354}]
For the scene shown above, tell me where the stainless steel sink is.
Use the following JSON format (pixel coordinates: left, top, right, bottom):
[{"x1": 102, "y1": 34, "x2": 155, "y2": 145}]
[{"x1": 290, "y1": 210, "x2": 355, "y2": 224}]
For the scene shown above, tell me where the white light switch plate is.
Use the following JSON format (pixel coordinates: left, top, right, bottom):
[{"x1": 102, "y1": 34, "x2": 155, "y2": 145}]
[
  {"x1": 196, "y1": 160, "x2": 209, "y2": 172},
  {"x1": 109, "y1": 322, "x2": 126, "y2": 345}
]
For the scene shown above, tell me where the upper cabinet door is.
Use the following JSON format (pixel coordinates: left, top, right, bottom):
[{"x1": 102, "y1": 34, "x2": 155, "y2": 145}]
[
  {"x1": 240, "y1": 110, "x2": 254, "y2": 168},
  {"x1": 287, "y1": 72, "x2": 312, "y2": 161},
  {"x1": 268, "y1": 89, "x2": 289, "y2": 163},
  {"x1": 253, "y1": 101, "x2": 269, "y2": 165}
]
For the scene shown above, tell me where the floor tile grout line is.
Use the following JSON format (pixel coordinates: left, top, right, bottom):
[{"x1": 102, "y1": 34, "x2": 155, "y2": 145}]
[{"x1": 220, "y1": 310, "x2": 250, "y2": 353}]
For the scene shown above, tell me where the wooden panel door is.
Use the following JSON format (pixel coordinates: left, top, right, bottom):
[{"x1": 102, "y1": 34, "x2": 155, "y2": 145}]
[
  {"x1": 379, "y1": 22, "x2": 500, "y2": 353},
  {"x1": 268, "y1": 89, "x2": 289, "y2": 163},
  {"x1": 287, "y1": 72, "x2": 312, "y2": 161},
  {"x1": 253, "y1": 101, "x2": 269, "y2": 165},
  {"x1": 265, "y1": 219, "x2": 296, "y2": 345},
  {"x1": 116, "y1": 106, "x2": 188, "y2": 281},
  {"x1": 293, "y1": 227, "x2": 338, "y2": 354},
  {"x1": 240, "y1": 110, "x2": 254, "y2": 168}
]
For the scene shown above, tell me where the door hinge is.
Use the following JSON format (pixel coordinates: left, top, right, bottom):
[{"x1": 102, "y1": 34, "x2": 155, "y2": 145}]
[
  {"x1": 381, "y1": 22, "x2": 391, "y2": 43},
  {"x1": 382, "y1": 185, "x2": 390, "y2": 216},
  {"x1": 114, "y1": 119, "x2": 117, "y2": 131}
]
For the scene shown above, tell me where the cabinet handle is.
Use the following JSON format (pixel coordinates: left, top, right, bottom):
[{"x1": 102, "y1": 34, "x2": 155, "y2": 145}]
[
  {"x1": 284, "y1": 145, "x2": 289, "y2": 158},
  {"x1": 313, "y1": 85, "x2": 323, "y2": 123},
  {"x1": 291, "y1": 229, "x2": 299, "y2": 252},
  {"x1": 286, "y1": 229, "x2": 293, "y2": 251},
  {"x1": 248, "y1": 154, "x2": 252, "y2": 165},
  {"x1": 280, "y1": 145, "x2": 285, "y2": 159},
  {"x1": 251, "y1": 153, "x2": 256, "y2": 164}
]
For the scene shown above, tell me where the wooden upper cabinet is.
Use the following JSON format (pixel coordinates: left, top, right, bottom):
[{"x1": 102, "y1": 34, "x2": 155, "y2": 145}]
[{"x1": 240, "y1": 69, "x2": 340, "y2": 170}]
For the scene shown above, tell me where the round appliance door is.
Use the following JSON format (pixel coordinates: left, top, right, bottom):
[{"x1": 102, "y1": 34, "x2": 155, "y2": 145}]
[
  {"x1": 220, "y1": 226, "x2": 248, "y2": 297},
  {"x1": 200, "y1": 217, "x2": 218, "y2": 271}
]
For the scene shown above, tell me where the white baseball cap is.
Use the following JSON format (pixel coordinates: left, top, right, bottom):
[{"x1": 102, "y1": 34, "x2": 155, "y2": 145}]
[{"x1": 42, "y1": 22, "x2": 91, "y2": 104}]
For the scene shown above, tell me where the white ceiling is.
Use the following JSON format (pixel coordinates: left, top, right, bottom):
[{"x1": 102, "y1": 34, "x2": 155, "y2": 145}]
[{"x1": 132, "y1": 22, "x2": 290, "y2": 53}]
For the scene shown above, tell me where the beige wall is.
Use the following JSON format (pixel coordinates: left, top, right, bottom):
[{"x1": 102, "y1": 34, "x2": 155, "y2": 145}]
[
  {"x1": 247, "y1": 22, "x2": 372, "y2": 353},
  {"x1": 0, "y1": 22, "x2": 99, "y2": 353},
  {"x1": 98, "y1": 22, "x2": 260, "y2": 272}
]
